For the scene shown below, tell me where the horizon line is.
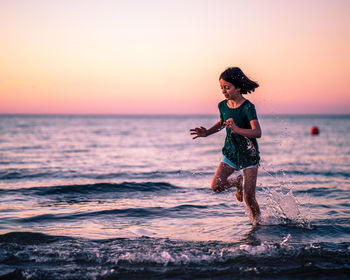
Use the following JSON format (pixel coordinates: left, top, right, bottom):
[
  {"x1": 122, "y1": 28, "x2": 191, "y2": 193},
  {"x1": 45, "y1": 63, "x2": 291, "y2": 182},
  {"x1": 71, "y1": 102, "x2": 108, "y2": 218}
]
[{"x1": 1, "y1": 113, "x2": 349, "y2": 117}]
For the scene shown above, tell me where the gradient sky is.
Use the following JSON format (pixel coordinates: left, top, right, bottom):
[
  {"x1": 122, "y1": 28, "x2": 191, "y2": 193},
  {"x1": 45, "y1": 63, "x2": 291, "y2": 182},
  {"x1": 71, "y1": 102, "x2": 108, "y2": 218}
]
[{"x1": 1, "y1": 0, "x2": 349, "y2": 115}]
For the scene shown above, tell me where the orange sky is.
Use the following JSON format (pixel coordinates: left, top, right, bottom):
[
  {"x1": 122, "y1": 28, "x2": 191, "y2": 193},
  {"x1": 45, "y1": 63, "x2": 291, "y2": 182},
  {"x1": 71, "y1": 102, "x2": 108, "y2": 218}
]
[{"x1": 1, "y1": 0, "x2": 349, "y2": 115}]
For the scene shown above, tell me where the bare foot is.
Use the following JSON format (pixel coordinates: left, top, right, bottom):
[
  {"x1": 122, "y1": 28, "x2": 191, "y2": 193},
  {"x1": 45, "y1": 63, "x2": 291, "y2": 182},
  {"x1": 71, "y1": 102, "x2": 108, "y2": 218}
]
[
  {"x1": 252, "y1": 215, "x2": 262, "y2": 226},
  {"x1": 234, "y1": 175, "x2": 243, "y2": 202}
]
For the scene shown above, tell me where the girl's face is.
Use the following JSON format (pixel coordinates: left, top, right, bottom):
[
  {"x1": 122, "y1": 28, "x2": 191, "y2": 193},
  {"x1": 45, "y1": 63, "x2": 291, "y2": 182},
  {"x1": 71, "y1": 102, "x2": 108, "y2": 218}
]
[{"x1": 219, "y1": 79, "x2": 241, "y2": 100}]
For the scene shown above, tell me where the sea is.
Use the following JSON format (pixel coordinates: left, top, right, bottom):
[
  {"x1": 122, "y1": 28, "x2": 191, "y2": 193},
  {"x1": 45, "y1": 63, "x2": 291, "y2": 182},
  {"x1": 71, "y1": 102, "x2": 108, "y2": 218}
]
[{"x1": 0, "y1": 114, "x2": 349, "y2": 280}]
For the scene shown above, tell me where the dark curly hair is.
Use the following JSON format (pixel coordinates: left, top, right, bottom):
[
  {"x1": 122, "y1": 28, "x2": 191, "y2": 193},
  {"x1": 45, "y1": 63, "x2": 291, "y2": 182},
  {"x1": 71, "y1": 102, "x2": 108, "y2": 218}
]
[{"x1": 219, "y1": 67, "x2": 259, "y2": 94}]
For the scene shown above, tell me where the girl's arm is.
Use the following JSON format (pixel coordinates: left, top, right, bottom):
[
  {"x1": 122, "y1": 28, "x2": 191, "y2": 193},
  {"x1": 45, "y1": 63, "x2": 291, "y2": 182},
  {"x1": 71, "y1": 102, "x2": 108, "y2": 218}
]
[
  {"x1": 190, "y1": 120, "x2": 224, "y2": 139},
  {"x1": 224, "y1": 118, "x2": 262, "y2": 138}
]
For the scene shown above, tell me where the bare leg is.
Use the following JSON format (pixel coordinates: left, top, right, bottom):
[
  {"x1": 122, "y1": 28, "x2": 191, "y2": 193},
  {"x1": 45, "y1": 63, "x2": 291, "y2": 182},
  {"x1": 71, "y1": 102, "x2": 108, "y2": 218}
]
[
  {"x1": 243, "y1": 166, "x2": 261, "y2": 224},
  {"x1": 228, "y1": 175, "x2": 243, "y2": 202},
  {"x1": 211, "y1": 162, "x2": 243, "y2": 203},
  {"x1": 211, "y1": 162, "x2": 236, "y2": 193}
]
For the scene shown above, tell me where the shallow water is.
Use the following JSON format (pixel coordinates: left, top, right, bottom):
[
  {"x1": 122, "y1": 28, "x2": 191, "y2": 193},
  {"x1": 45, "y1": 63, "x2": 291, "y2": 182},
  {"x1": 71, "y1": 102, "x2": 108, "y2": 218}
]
[{"x1": 0, "y1": 114, "x2": 349, "y2": 279}]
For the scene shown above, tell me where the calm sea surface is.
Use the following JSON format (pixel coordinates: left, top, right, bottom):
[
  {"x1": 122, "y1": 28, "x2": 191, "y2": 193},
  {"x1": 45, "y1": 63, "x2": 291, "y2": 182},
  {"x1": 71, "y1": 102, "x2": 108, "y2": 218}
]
[{"x1": 0, "y1": 114, "x2": 349, "y2": 279}]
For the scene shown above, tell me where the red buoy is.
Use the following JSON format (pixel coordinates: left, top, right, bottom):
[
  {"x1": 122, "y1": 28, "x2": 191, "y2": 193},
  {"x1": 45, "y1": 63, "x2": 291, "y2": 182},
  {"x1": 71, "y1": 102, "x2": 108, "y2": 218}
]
[{"x1": 310, "y1": 126, "x2": 319, "y2": 135}]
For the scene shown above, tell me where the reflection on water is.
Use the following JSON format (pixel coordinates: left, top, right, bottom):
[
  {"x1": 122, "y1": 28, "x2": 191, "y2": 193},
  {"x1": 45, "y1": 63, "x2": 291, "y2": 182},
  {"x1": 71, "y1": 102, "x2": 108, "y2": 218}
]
[{"x1": 0, "y1": 115, "x2": 349, "y2": 279}]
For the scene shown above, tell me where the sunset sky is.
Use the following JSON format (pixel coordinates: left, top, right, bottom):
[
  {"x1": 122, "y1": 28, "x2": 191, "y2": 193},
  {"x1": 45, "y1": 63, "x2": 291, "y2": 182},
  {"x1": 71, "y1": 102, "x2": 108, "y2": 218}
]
[{"x1": 1, "y1": 0, "x2": 349, "y2": 115}]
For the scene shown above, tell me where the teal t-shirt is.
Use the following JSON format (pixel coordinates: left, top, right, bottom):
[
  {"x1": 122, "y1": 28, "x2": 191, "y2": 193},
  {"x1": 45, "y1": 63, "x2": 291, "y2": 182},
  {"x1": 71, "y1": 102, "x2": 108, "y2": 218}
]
[{"x1": 219, "y1": 99, "x2": 260, "y2": 169}]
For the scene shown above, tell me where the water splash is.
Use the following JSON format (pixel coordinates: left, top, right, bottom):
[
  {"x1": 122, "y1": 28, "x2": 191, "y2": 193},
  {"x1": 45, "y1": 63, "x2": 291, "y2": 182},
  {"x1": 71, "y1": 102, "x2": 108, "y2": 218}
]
[{"x1": 260, "y1": 167, "x2": 310, "y2": 227}]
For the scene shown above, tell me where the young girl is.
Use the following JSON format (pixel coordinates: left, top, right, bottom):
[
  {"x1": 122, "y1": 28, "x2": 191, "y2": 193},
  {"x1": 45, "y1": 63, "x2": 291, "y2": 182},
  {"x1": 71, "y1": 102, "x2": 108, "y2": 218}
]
[{"x1": 190, "y1": 67, "x2": 262, "y2": 224}]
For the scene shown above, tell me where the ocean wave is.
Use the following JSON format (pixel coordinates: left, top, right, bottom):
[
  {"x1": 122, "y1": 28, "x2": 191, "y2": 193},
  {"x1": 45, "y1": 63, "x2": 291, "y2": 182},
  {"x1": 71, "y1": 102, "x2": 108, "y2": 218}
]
[
  {"x1": 294, "y1": 187, "x2": 350, "y2": 198},
  {"x1": 0, "y1": 232, "x2": 349, "y2": 280},
  {"x1": 0, "y1": 231, "x2": 67, "y2": 245},
  {"x1": 262, "y1": 169, "x2": 350, "y2": 179},
  {"x1": 6, "y1": 166, "x2": 348, "y2": 182},
  {"x1": 0, "y1": 169, "x2": 207, "y2": 180},
  {"x1": 15, "y1": 204, "x2": 210, "y2": 223},
  {"x1": 0, "y1": 182, "x2": 179, "y2": 196},
  {"x1": 0, "y1": 169, "x2": 56, "y2": 180}
]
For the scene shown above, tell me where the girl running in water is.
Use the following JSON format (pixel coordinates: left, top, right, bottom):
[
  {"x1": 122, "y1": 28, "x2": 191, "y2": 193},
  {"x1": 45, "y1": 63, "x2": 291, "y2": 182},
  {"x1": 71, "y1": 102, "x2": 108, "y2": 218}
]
[{"x1": 190, "y1": 67, "x2": 261, "y2": 224}]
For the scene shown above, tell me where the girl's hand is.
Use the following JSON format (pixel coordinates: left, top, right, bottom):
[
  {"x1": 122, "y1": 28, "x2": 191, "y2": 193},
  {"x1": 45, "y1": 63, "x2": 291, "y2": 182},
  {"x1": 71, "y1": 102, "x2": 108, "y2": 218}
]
[
  {"x1": 190, "y1": 126, "x2": 208, "y2": 139},
  {"x1": 224, "y1": 118, "x2": 238, "y2": 133}
]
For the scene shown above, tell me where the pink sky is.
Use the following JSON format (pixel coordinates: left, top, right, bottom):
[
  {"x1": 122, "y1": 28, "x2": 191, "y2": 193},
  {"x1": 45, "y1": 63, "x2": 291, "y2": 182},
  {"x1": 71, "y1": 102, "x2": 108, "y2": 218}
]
[{"x1": 1, "y1": 0, "x2": 349, "y2": 115}]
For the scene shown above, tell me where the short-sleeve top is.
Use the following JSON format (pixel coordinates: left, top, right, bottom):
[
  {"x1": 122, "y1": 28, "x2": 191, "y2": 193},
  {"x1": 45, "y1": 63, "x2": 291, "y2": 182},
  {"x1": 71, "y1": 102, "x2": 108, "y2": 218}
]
[{"x1": 219, "y1": 99, "x2": 260, "y2": 169}]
